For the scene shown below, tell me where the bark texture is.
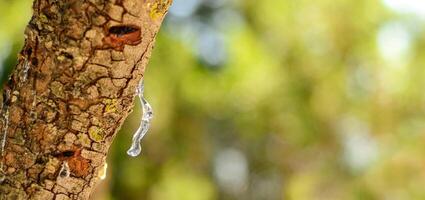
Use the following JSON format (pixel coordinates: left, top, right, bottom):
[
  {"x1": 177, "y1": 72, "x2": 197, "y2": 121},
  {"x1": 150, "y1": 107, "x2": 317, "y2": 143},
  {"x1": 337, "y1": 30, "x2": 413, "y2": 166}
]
[{"x1": 0, "y1": 0, "x2": 171, "y2": 199}]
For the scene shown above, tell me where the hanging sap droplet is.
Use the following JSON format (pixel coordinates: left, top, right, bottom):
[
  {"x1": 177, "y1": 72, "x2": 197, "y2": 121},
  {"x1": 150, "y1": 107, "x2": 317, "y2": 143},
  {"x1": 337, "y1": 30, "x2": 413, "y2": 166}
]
[
  {"x1": 127, "y1": 80, "x2": 154, "y2": 157},
  {"x1": 59, "y1": 161, "x2": 70, "y2": 178}
]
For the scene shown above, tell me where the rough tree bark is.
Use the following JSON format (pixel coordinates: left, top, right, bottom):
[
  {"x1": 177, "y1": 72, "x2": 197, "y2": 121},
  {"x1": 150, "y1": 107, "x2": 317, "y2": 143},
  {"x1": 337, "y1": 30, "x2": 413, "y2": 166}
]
[{"x1": 0, "y1": 0, "x2": 171, "y2": 199}]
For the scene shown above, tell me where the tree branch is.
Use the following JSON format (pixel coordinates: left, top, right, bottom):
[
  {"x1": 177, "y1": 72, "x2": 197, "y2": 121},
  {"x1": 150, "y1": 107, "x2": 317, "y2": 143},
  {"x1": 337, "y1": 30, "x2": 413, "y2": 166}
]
[{"x1": 0, "y1": 0, "x2": 171, "y2": 199}]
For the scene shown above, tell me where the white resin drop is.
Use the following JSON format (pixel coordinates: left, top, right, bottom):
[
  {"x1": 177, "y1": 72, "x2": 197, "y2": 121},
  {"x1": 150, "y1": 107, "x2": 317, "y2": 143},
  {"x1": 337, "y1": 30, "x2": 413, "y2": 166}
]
[
  {"x1": 127, "y1": 80, "x2": 153, "y2": 157},
  {"x1": 59, "y1": 161, "x2": 70, "y2": 178},
  {"x1": 99, "y1": 163, "x2": 108, "y2": 180}
]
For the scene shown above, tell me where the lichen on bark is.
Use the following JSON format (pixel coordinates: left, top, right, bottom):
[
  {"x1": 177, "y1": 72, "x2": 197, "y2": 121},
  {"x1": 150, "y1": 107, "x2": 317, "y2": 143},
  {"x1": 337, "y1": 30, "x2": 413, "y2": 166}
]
[{"x1": 0, "y1": 0, "x2": 171, "y2": 199}]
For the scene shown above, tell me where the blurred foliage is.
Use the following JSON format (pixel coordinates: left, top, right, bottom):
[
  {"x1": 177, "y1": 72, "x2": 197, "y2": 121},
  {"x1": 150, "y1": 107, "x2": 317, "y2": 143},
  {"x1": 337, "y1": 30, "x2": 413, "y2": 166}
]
[{"x1": 2, "y1": 0, "x2": 425, "y2": 199}]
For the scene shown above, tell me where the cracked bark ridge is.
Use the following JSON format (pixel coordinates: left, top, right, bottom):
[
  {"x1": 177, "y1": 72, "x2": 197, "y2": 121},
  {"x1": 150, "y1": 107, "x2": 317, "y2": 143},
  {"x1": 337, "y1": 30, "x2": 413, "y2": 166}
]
[{"x1": 0, "y1": 0, "x2": 171, "y2": 199}]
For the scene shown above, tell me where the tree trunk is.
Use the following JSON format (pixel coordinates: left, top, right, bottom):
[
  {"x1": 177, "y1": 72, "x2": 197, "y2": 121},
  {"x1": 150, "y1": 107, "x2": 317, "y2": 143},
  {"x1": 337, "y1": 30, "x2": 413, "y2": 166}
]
[{"x1": 0, "y1": 0, "x2": 171, "y2": 199}]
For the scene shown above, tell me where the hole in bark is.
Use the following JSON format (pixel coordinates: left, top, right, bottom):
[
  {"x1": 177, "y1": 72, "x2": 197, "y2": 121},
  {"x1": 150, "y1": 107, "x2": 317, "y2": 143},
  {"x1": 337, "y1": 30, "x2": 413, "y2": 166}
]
[
  {"x1": 108, "y1": 25, "x2": 140, "y2": 37},
  {"x1": 62, "y1": 150, "x2": 75, "y2": 157},
  {"x1": 104, "y1": 25, "x2": 142, "y2": 50},
  {"x1": 54, "y1": 150, "x2": 75, "y2": 159}
]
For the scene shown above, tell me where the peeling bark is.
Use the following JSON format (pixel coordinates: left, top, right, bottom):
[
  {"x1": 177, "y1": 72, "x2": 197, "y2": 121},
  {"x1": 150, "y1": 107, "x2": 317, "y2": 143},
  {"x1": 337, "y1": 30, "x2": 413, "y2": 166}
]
[{"x1": 0, "y1": 0, "x2": 171, "y2": 199}]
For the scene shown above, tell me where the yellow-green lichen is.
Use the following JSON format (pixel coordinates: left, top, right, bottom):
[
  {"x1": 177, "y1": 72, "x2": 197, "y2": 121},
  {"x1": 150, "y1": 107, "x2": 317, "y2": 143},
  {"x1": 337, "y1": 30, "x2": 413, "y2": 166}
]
[
  {"x1": 103, "y1": 99, "x2": 118, "y2": 113},
  {"x1": 149, "y1": 0, "x2": 172, "y2": 20},
  {"x1": 88, "y1": 126, "x2": 104, "y2": 142},
  {"x1": 78, "y1": 133, "x2": 92, "y2": 147},
  {"x1": 39, "y1": 14, "x2": 49, "y2": 23}
]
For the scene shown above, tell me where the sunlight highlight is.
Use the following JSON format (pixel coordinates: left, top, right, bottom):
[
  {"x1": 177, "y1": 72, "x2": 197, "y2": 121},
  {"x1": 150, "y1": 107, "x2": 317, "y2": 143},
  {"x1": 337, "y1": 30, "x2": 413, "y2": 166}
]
[{"x1": 382, "y1": 0, "x2": 425, "y2": 19}]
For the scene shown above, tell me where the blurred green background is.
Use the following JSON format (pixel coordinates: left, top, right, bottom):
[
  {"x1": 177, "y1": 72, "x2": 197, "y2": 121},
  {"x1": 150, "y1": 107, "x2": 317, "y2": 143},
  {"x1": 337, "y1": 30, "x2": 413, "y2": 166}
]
[{"x1": 2, "y1": 0, "x2": 425, "y2": 199}]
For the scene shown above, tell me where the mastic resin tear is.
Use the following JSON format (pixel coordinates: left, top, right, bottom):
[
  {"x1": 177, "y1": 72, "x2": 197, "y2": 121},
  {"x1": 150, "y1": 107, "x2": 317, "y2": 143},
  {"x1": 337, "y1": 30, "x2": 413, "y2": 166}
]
[{"x1": 127, "y1": 79, "x2": 153, "y2": 157}]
